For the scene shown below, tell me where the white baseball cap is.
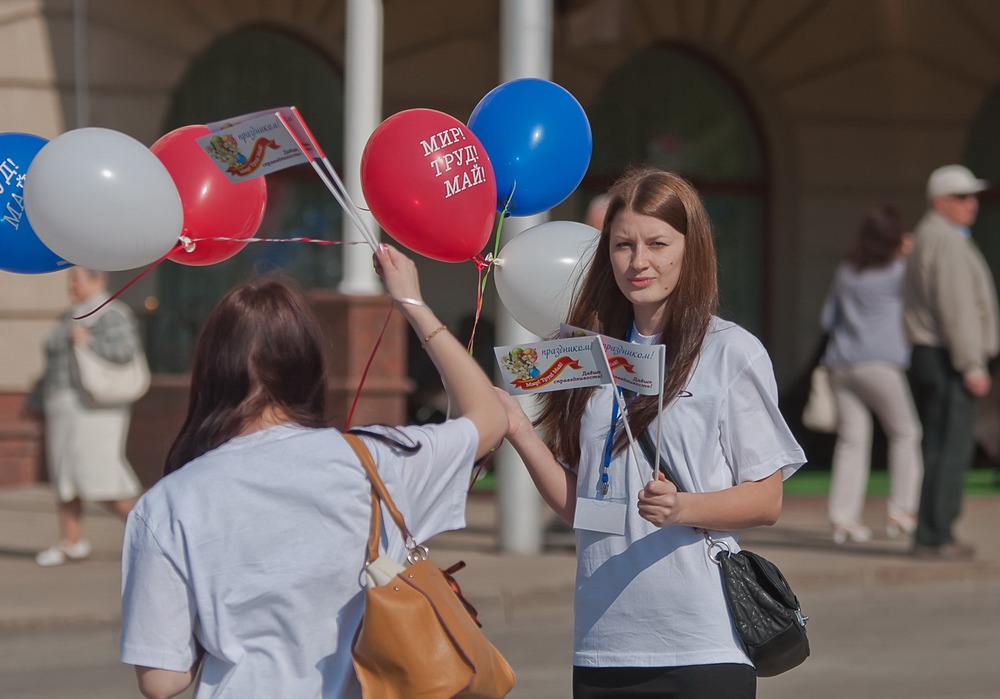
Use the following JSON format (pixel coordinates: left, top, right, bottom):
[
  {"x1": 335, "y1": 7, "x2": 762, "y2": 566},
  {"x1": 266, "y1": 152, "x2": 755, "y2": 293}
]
[{"x1": 926, "y1": 164, "x2": 988, "y2": 199}]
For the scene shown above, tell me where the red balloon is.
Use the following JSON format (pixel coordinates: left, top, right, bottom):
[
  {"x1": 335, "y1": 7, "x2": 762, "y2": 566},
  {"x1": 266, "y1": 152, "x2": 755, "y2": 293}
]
[
  {"x1": 361, "y1": 109, "x2": 497, "y2": 263},
  {"x1": 151, "y1": 124, "x2": 268, "y2": 266}
]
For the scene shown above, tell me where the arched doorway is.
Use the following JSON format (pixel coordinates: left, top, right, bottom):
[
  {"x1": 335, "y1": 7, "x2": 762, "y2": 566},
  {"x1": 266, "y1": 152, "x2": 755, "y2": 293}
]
[
  {"x1": 584, "y1": 45, "x2": 769, "y2": 337},
  {"x1": 148, "y1": 26, "x2": 346, "y2": 373}
]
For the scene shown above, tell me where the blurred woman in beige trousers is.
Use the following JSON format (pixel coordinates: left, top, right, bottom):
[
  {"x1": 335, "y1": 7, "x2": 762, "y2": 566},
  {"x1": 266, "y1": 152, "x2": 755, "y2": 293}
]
[{"x1": 820, "y1": 206, "x2": 923, "y2": 544}]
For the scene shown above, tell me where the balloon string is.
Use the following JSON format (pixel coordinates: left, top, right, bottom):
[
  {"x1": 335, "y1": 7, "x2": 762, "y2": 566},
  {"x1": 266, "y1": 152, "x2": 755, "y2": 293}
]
[
  {"x1": 344, "y1": 303, "x2": 394, "y2": 430},
  {"x1": 184, "y1": 235, "x2": 365, "y2": 247},
  {"x1": 462, "y1": 189, "x2": 516, "y2": 491},
  {"x1": 71, "y1": 242, "x2": 182, "y2": 320},
  {"x1": 74, "y1": 234, "x2": 394, "y2": 436},
  {"x1": 465, "y1": 256, "x2": 491, "y2": 355},
  {"x1": 469, "y1": 437, "x2": 504, "y2": 493},
  {"x1": 465, "y1": 187, "x2": 515, "y2": 356}
]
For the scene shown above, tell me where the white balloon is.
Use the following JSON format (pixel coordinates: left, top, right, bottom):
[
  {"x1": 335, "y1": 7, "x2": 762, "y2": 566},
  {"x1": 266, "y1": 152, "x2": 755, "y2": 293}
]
[
  {"x1": 24, "y1": 127, "x2": 183, "y2": 271},
  {"x1": 495, "y1": 220, "x2": 600, "y2": 337}
]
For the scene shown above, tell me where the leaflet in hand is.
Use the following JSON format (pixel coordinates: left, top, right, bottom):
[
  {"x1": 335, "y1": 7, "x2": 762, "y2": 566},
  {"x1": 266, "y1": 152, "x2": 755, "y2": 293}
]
[
  {"x1": 560, "y1": 324, "x2": 665, "y2": 396},
  {"x1": 495, "y1": 326, "x2": 665, "y2": 396}
]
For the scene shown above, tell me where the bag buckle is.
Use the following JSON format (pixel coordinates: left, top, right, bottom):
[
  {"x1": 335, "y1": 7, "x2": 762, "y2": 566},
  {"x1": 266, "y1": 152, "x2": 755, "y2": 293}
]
[
  {"x1": 702, "y1": 530, "x2": 731, "y2": 565},
  {"x1": 406, "y1": 543, "x2": 429, "y2": 564}
]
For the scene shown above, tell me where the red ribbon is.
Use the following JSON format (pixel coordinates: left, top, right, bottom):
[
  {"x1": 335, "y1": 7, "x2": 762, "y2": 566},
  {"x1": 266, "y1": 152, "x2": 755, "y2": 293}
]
[
  {"x1": 608, "y1": 356, "x2": 637, "y2": 374},
  {"x1": 512, "y1": 356, "x2": 582, "y2": 390}
]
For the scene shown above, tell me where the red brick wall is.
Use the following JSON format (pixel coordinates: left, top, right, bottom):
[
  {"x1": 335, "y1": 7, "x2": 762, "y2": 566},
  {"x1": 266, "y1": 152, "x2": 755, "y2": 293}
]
[
  {"x1": 0, "y1": 393, "x2": 44, "y2": 486},
  {"x1": 310, "y1": 291, "x2": 411, "y2": 429}
]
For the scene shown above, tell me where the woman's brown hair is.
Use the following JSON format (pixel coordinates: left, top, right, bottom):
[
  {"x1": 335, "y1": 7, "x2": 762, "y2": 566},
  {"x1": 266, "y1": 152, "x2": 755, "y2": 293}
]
[
  {"x1": 534, "y1": 168, "x2": 718, "y2": 467},
  {"x1": 164, "y1": 277, "x2": 328, "y2": 475},
  {"x1": 846, "y1": 205, "x2": 904, "y2": 271}
]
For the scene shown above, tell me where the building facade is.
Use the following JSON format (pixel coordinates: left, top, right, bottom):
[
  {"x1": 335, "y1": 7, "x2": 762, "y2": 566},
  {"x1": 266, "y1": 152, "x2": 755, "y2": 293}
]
[{"x1": 2, "y1": 0, "x2": 999, "y2": 482}]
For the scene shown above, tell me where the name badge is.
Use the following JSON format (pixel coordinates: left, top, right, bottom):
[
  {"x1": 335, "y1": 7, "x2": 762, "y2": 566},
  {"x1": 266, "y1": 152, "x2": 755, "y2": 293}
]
[{"x1": 574, "y1": 496, "x2": 627, "y2": 536}]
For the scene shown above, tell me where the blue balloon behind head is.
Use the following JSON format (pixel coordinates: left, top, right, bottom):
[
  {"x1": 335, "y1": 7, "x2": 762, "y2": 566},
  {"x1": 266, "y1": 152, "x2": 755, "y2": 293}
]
[
  {"x1": 0, "y1": 132, "x2": 70, "y2": 274},
  {"x1": 468, "y1": 78, "x2": 592, "y2": 217}
]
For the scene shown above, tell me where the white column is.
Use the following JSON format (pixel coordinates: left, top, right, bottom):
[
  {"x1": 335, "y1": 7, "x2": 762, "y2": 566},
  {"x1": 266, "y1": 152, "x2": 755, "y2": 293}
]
[
  {"x1": 73, "y1": 0, "x2": 89, "y2": 128},
  {"x1": 495, "y1": 0, "x2": 553, "y2": 554},
  {"x1": 339, "y1": 0, "x2": 383, "y2": 295}
]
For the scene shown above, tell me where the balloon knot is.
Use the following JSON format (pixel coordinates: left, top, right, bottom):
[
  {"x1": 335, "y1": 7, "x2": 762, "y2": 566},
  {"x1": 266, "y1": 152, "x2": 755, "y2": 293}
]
[
  {"x1": 179, "y1": 235, "x2": 197, "y2": 253},
  {"x1": 472, "y1": 254, "x2": 494, "y2": 272}
]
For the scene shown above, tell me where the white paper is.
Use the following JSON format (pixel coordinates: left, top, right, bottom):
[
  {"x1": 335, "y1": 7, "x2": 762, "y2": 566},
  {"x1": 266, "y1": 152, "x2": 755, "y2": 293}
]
[{"x1": 573, "y1": 496, "x2": 627, "y2": 536}]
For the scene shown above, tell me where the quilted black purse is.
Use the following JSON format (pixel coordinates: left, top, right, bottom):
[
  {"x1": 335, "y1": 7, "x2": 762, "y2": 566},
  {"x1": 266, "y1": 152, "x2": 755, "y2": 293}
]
[
  {"x1": 638, "y1": 431, "x2": 810, "y2": 676},
  {"x1": 712, "y1": 545, "x2": 809, "y2": 676}
]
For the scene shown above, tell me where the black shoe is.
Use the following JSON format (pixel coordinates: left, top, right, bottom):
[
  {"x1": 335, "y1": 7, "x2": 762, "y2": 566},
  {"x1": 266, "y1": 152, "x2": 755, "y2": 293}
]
[
  {"x1": 938, "y1": 542, "x2": 976, "y2": 559},
  {"x1": 912, "y1": 542, "x2": 976, "y2": 560}
]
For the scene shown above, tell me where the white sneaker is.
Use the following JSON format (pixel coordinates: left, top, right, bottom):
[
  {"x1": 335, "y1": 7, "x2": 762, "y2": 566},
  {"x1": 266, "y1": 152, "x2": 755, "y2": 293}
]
[
  {"x1": 886, "y1": 514, "x2": 917, "y2": 539},
  {"x1": 832, "y1": 524, "x2": 872, "y2": 545},
  {"x1": 35, "y1": 540, "x2": 92, "y2": 567}
]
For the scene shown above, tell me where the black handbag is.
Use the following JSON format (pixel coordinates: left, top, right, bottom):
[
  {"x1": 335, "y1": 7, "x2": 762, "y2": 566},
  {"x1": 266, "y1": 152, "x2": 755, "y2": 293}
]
[
  {"x1": 713, "y1": 546, "x2": 809, "y2": 676},
  {"x1": 637, "y1": 431, "x2": 810, "y2": 677}
]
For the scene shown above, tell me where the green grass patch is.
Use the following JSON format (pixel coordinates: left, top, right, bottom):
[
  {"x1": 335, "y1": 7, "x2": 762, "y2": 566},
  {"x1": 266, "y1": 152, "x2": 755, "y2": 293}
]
[
  {"x1": 781, "y1": 466, "x2": 1000, "y2": 497},
  {"x1": 471, "y1": 470, "x2": 496, "y2": 492}
]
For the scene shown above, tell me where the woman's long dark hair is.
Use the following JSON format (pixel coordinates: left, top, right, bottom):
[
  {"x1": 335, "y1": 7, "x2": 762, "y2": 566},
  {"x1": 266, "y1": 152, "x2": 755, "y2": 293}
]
[
  {"x1": 846, "y1": 205, "x2": 903, "y2": 271},
  {"x1": 534, "y1": 168, "x2": 718, "y2": 467},
  {"x1": 164, "y1": 277, "x2": 328, "y2": 475}
]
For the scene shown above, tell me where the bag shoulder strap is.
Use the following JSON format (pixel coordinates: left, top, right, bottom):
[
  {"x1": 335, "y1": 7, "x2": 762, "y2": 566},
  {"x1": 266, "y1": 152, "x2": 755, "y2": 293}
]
[
  {"x1": 636, "y1": 430, "x2": 685, "y2": 493},
  {"x1": 343, "y1": 433, "x2": 414, "y2": 564}
]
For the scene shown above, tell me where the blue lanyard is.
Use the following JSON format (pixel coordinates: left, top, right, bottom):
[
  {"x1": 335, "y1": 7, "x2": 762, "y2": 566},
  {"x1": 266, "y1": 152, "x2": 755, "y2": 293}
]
[
  {"x1": 597, "y1": 325, "x2": 636, "y2": 497},
  {"x1": 598, "y1": 387, "x2": 638, "y2": 497},
  {"x1": 597, "y1": 391, "x2": 620, "y2": 496}
]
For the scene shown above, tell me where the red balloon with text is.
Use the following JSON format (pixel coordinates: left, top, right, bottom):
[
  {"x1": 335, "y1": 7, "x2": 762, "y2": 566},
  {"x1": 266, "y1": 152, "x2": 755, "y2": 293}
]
[
  {"x1": 151, "y1": 124, "x2": 268, "y2": 266},
  {"x1": 361, "y1": 109, "x2": 497, "y2": 263}
]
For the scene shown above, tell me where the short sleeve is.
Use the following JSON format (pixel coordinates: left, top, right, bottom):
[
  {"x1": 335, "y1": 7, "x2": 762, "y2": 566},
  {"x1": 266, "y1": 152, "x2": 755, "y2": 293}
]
[
  {"x1": 360, "y1": 417, "x2": 479, "y2": 544},
  {"x1": 721, "y1": 350, "x2": 806, "y2": 484},
  {"x1": 120, "y1": 509, "x2": 200, "y2": 672}
]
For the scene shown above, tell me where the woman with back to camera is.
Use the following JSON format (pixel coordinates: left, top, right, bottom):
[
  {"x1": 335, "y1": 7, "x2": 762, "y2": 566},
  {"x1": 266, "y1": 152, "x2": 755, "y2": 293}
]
[
  {"x1": 819, "y1": 205, "x2": 922, "y2": 544},
  {"x1": 496, "y1": 167, "x2": 805, "y2": 698},
  {"x1": 118, "y1": 244, "x2": 507, "y2": 699}
]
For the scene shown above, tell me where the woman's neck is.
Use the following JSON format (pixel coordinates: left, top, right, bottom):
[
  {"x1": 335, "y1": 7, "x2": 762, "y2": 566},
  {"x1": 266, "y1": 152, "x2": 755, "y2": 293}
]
[
  {"x1": 239, "y1": 405, "x2": 290, "y2": 436},
  {"x1": 632, "y1": 304, "x2": 668, "y2": 337}
]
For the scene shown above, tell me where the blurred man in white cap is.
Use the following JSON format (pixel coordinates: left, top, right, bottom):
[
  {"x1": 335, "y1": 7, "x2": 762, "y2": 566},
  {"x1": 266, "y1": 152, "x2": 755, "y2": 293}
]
[{"x1": 903, "y1": 164, "x2": 999, "y2": 559}]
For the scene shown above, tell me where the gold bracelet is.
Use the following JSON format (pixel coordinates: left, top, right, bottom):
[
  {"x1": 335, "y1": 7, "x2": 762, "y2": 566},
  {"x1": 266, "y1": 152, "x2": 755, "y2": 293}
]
[{"x1": 421, "y1": 324, "x2": 447, "y2": 348}]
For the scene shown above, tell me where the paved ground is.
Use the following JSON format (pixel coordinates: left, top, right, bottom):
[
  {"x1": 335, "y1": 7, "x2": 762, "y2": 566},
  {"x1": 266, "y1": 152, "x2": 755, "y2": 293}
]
[{"x1": 1, "y1": 484, "x2": 998, "y2": 697}]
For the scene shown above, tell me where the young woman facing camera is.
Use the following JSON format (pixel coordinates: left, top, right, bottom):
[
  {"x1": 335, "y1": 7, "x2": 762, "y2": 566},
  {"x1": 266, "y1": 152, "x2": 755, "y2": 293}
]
[{"x1": 497, "y1": 168, "x2": 805, "y2": 698}]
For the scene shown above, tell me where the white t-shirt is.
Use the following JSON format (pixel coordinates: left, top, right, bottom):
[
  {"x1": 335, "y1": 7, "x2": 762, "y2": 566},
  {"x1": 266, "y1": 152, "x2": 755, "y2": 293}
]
[
  {"x1": 120, "y1": 418, "x2": 478, "y2": 698},
  {"x1": 573, "y1": 317, "x2": 806, "y2": 668}
]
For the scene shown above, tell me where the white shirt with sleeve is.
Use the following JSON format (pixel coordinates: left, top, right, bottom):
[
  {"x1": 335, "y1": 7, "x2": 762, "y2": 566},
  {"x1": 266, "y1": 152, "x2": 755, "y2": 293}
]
[
  {"x1": 572, "y1": 317, "x2": 806, "y2": 668},
  {"x1": 120, "y1": 418, "x2": 478, "y2": 698}
]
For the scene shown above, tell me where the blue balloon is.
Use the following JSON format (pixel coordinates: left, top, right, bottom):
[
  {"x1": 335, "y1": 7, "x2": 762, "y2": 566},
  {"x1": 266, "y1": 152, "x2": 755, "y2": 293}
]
[
  {"x1": 468, "y1": 78, "x2": 592, "y2": 217},
  {"x1": 0, "y1": 132, "x2": 70, "y2": 274}
]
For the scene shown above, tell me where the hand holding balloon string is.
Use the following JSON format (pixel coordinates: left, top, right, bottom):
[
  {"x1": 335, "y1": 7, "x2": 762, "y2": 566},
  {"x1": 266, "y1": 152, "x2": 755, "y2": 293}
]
[{"x1": 372, "y1": 244, "x2": 427, "y2": 310}]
